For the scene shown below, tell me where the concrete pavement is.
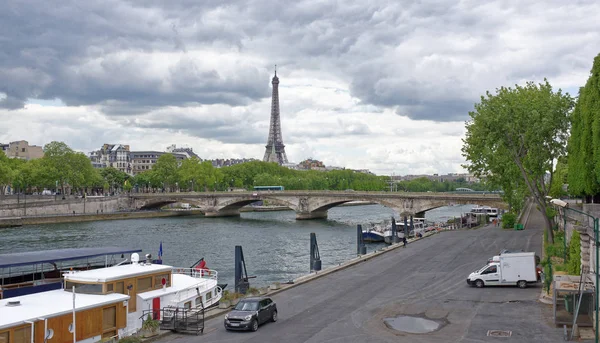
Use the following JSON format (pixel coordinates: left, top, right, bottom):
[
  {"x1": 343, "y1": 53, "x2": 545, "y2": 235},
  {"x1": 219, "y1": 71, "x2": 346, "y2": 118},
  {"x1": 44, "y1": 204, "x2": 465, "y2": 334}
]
[{"x1": 157, "y1": 212, "x2": 562, "y2": 343}]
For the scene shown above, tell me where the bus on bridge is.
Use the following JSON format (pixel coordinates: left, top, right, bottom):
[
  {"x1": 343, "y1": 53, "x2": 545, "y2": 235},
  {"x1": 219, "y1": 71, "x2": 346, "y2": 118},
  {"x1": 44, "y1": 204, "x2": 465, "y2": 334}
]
[{"x1": 253, "y1": 185, "x2": 285, "y2": 191}]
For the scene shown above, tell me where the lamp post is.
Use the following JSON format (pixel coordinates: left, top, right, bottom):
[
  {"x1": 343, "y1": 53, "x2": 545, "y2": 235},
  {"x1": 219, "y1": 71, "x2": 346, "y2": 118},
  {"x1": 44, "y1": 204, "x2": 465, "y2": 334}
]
[
  {"x1": 551, "y1": 198, "x2": 599, "y2": 343},
  {"x1": 55, "y1": 180, "x2": 58, "y2": 201}
]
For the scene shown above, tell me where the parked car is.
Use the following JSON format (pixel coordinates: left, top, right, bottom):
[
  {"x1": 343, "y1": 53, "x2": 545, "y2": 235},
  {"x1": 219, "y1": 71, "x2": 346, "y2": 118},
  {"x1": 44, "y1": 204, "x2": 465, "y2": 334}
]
[{"x1": 224, "y1": 297, "x2": 277, "y2": 332}]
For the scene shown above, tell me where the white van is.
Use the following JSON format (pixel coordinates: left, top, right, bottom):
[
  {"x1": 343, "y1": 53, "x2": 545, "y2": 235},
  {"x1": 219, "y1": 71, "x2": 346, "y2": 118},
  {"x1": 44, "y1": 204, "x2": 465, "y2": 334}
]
[
  {"x1": 467, "y1": 252, "x2": 539, "y2": 288},
  {"x1": 181, "y1": 203, "x2": 191, "y2": 209}
]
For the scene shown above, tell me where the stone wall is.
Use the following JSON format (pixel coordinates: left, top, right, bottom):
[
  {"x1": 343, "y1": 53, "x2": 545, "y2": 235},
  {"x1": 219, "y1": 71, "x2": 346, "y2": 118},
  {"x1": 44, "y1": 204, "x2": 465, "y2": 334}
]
[{"x1": 0, "y1": 197, "x2": 127, "y2": 217}]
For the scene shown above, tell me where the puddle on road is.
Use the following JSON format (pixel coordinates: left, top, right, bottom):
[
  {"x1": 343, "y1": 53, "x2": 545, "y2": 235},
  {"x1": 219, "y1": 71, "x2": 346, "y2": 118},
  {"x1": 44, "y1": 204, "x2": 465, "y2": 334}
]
[{"x1": 383, "y1": 315, "x2": 442, "y2": 334}]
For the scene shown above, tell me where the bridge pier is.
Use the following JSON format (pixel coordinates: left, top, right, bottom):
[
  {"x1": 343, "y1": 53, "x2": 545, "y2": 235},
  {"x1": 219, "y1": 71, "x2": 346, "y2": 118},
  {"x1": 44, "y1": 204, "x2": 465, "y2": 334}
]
[
  {"x1": 204, "y1": 209, "x2": 241, "y2": 218},
  {"x1": 296, "y1": 210, "x2": 328, "y2": 220}
]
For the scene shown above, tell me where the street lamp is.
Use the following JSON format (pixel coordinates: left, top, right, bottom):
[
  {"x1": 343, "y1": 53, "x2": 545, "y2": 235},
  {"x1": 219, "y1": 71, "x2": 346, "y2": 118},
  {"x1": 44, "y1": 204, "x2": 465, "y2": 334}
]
[{"x1": 551, "y1": 198, "x2": 599, "y2": 343}]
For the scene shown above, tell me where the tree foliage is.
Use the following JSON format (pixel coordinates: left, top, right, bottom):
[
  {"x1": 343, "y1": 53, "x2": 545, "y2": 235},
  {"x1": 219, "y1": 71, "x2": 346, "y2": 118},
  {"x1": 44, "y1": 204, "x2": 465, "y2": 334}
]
[
  {"x1": 567, "y1": 54, "x2": 600, "y2": 200},
  {"x1": 462, "y1": 80, "x2": 574, "y2": 243}
]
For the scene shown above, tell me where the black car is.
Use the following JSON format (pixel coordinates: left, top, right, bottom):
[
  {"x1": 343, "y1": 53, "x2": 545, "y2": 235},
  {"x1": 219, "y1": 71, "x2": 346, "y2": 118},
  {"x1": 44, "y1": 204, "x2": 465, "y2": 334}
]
[{"x1": 224, "y1": 297, "x2": 277, "y2": 332}]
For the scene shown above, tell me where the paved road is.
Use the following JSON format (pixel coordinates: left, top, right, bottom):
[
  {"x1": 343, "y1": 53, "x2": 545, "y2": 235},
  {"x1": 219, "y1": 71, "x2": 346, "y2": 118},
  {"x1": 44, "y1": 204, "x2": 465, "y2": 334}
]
[{"x1": 158, "y1": 208, "x2": 562, "y2": 343}]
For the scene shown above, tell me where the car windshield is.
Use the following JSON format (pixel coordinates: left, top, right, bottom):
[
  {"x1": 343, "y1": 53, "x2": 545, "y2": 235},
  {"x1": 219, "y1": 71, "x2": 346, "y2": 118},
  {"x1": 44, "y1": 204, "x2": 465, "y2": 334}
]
[{"x1": 234, "y1": 301, "x2": 259, "y2": 311}]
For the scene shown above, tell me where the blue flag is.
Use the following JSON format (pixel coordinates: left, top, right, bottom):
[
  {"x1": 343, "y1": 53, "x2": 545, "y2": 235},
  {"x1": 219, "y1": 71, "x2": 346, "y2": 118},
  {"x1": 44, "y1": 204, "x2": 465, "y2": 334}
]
[{"x1": 158, "y1": 242, "x2": 163, "y2": 260}]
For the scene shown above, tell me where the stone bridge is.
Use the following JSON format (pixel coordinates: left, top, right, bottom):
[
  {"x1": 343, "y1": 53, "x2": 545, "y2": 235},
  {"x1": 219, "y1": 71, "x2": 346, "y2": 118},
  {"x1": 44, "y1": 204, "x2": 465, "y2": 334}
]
[{"x1": 129, "y1": 191, "x2": 505, "y2": 220}]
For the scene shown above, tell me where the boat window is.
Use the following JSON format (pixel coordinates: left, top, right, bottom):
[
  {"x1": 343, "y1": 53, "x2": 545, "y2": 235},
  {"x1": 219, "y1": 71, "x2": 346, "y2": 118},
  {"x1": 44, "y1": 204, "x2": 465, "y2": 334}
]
[
  {"x1": 195, "y1": 297, "x2": 202, "y2": 307},
  {"x1": 0, "y1": 332, "x2": 8, "y2": 343},
  {"x1": 106, "y1": 283, "x2": 114, "y2": 293},
  {"x1": 184, "y1": 301, "x2": 191, "y2": 310},
  {"x1": 115, "y1": 281, "x2": 124, "y2": 294},
  {"x1": 153, "y1": 274, "x2": 170, "y2": 288},
  {"x1": 102, "y1": 306, "x2": 117, "y2": 330},
  {"x1": 65, "y1": 281, "x2": 103, "y2": 294},
  {"x1": 137, "y1": 277, "x2": 152, "y2": 292},
  {"x1": 205, "y1": 292, "x2": 212, "y2": 301},
  {"x1": 13, "y1": 326, "x2": 30, "y2": 343}
]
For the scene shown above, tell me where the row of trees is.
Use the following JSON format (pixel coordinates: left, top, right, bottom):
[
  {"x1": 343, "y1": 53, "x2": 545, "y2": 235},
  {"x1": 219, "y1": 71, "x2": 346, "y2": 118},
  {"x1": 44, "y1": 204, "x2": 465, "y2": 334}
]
[
  {"x1": 1, "y1": 143, "x2": 491, "y2": 196},
  {"x1": 0, "y1": 142, "x2": 101, "y2": 196},
  {"x1": 567, "y1": 54, "x2": 600, "y2": 202}
]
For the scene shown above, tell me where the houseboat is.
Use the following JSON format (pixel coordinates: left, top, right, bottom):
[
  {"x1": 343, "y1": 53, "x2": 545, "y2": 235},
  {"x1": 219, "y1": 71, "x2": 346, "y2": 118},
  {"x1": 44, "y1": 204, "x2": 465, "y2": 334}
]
[
  {"x1": 0, "y1": 252, "x2": 222, "y2": 342},
  {"x1": 470, "y1": 206, "x2": 499, "y2": 218}
]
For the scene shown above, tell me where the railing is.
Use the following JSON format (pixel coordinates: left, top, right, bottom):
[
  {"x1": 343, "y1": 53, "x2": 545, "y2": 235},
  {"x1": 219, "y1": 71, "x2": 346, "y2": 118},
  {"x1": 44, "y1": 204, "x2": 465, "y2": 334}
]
[{"x1": 172, "y1": 268, "x2": 218, "y2": 281}]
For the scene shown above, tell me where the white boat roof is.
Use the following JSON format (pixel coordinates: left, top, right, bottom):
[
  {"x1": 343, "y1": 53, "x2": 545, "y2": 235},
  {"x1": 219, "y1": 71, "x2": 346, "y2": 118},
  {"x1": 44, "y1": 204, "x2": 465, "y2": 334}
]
[
  {"x1": 138, "y1": 273, "x2": 217, "y2": 301},
  {"x1": 0, "y1": 289, "x2": 128, "y2": 330},
  {"x1": 64, "y1": 263, "x2": 172, "y2": 283}
]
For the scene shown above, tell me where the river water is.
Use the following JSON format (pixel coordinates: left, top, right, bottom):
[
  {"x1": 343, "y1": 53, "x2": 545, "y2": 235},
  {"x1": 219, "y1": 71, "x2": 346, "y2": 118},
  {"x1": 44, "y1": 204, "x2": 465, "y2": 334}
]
[{"x1": 0, "y1": 204, "x2": 473, "y2": 289}]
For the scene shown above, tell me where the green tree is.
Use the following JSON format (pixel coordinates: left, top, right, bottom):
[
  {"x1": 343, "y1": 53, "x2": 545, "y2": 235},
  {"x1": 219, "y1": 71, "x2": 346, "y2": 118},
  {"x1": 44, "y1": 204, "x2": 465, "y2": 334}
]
[
  {"x1": 152, "y1": 154, "x2": 179, "y2": 190},
  {"x1": 462, "y1": 80, "x2": 573, "y2": 243},
  {"x1": 549, "y1": 157, "x2": 568, "y2": 198},
  {"x1": 0, "y1": 151, "x2": 16, "y2": 197},
  {"x1": 42, "y1": 141, "x2": 74, "y2": 195},
  {"x1": 567, "y1": 54, "x2": 600, "y2": 201}
]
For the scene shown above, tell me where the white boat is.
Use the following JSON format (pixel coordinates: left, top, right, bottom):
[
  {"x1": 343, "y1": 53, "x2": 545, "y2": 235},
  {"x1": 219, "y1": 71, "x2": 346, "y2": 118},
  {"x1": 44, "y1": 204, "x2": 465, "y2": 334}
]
[
  {"x1": 362, "y1": 229, "x2": 385, "y2": 243},
  {"x1": 383, "y1": 218, "x2": 428, "y2": 244},
  {"x1": 0, "y1": 252, "x2": 222, "y2": 341},
  {"x1": 470, "y1": 205, "x2": 499, "y2": 218}
]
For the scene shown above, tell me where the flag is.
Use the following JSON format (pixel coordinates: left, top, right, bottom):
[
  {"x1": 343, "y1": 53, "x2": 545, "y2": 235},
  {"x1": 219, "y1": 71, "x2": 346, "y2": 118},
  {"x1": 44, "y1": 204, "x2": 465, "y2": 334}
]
[{"x1": 158, "y1": 242, "x2": 163, "y2": 260}]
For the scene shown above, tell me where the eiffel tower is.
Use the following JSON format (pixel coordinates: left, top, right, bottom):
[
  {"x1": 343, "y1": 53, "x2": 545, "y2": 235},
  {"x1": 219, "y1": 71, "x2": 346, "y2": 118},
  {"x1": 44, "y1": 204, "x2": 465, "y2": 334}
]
[{"x1": 263, "y1": 66, "x2": 289, "y2": 164}]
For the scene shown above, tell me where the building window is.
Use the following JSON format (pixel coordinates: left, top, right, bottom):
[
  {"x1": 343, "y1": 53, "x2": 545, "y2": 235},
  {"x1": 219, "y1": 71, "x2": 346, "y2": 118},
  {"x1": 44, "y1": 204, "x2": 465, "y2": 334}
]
[
  {"x1": 21, "y1": 148, "x2": 25, "y2": 152},
  {"x1": 0, "y1": 331, "x2": 8, "y2": 343},
  {"x1": 107, "y1": 283, "x2": 114, "y2": 293}
]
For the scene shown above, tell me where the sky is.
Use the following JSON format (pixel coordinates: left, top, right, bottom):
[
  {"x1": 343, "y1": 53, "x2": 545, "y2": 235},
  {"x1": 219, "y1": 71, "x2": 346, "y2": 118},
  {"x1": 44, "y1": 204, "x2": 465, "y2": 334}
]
[{"x1": 1, "y1": 0, "x2": 599, "y2": 175}]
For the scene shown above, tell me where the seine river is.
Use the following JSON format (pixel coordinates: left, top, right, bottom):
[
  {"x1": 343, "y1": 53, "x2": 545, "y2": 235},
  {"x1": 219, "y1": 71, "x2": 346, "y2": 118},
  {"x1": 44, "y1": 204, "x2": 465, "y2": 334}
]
[{"x1": 0, "y1": 204, "x2": 473, "y2": 289}]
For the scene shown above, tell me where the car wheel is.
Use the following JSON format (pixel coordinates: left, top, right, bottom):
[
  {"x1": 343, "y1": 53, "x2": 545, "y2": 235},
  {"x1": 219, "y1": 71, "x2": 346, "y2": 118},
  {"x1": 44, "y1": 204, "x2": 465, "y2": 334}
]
[
  {"x1": 475, "y1": 279, "x2": 484, "y2": 288},
  {"x1": 517, "y1": 280, "x2": 527, "y2": 289},
  {"x1": 250, "y1": 319, "x2": 258, "y2": 332},
  {"x1": 271, "y1": 310, "x2": 278, "y2": 322}
]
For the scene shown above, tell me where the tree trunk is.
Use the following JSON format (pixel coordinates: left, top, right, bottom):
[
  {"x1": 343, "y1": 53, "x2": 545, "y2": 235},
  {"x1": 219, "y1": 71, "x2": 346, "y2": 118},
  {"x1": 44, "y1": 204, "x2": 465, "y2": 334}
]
[{"x1": 535, "y1": 197, "x2": 555, "y2": 243}]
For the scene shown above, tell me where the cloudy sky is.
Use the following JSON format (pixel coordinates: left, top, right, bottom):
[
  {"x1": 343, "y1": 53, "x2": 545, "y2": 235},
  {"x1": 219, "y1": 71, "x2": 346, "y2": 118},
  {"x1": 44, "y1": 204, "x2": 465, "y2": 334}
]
[{"x1": 1, "y1": 0, "x2": 598, "y2": 175}]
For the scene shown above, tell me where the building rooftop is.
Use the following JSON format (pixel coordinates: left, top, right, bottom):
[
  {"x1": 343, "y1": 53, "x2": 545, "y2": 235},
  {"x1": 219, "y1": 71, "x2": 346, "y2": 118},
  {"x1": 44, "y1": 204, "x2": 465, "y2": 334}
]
[{"x1": 0, "y1": 289, "x2": 128, "y2": 330}]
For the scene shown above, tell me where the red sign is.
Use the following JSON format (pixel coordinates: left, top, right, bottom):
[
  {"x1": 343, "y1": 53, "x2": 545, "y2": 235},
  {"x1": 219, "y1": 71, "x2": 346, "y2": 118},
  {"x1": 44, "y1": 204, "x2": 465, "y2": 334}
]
[{"x1": 161, "y1": 278, "x2": 166, "y2": 286}]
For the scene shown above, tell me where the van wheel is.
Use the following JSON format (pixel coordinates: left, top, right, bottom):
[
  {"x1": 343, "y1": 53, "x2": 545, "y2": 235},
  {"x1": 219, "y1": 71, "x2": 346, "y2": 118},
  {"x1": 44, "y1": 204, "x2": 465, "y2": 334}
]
[
  {"x1": 475, "y1": 279, "x2": 484, "y2": 288},
  {"x1": 517, "y1": 280, "x2": 527, "y2": 289}
]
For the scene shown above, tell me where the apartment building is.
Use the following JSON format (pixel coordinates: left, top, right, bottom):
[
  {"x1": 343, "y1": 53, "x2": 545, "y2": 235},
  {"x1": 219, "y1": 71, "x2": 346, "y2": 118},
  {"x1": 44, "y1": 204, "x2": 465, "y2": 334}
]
[
  {"x1": 130, "y1": 151, "x2": 187, "y2": 175},
  {"x1": 0, "y1": 140, "x2": 44, "y2": 160}
]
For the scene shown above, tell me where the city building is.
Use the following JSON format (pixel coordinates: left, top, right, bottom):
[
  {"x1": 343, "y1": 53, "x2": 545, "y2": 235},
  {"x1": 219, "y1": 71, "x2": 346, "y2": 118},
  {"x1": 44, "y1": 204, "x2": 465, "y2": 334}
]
[
  {"x1": 0, "y1": 140, "x2": 44, "y2": 160},
  {"x1": 89, "y1": 144, "x2": 131, "y2": 174},
  {"x1": 210, "y1": 158, "x2": 256, "y2": 168},
  {"x1": 298, "y1": 158, "x2": 326, "y2": 171},
  {"x1": 130, "y1": 151, "x2": 187, "y2": 175},
  {"x1": 166, "y1": 144, "x2": 200, "y2": 159}
]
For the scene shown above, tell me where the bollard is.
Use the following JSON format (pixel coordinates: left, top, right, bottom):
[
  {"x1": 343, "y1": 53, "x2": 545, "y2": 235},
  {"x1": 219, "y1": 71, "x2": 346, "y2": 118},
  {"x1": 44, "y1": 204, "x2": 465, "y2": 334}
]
[
  {"x1": 356, "y1": 224, "x2": 367, "y2": 256},
  {"x1": 391, "y1": 217, "x2": 400, "y2": 244},
  {"x1": 310, "y1": 233, "x2": 322, "y2": 272},
  {"x1": 357, "y1": 225, "x2": 367, "y2": 255},
  {"x1": 234, "y1": 245, "x2": 250, "y2": 294}
]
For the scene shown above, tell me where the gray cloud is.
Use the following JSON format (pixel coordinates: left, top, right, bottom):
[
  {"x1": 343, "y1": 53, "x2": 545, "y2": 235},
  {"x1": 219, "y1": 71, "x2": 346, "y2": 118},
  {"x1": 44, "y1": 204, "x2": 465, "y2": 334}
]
[{"x1": 1, "y1": 0, "x2": 599, "y2": 126}]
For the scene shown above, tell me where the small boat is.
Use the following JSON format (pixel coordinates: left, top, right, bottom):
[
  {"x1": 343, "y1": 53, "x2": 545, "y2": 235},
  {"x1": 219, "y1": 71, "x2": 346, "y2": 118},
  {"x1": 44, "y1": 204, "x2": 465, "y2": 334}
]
[
  {"x1": 362, "y1": 229, "x2": 385, "y2": 243},
  {"x1": 383, "y1": 230, "x2": 405, "y2": 244}
]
